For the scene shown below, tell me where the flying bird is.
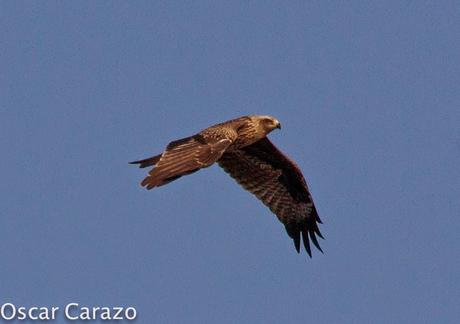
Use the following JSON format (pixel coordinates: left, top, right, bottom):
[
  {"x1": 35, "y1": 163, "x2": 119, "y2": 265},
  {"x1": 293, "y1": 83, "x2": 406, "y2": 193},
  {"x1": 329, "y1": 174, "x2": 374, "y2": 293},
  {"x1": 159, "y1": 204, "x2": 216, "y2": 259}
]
[{"x1": 130, "y1": 115, "x2": 324, "y2": 257}]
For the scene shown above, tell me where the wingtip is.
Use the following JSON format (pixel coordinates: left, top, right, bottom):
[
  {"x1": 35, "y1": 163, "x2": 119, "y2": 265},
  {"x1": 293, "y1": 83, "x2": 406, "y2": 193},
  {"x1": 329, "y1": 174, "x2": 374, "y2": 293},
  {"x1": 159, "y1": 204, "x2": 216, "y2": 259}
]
[
  {"x1": 294, "y1": 239, "x2": 301, "y2": 253},
  {"x1": 144, "y1": 181, "x2": 156, "y2": 190},
  {"x1": 315, "y1": 227, "x2": 325, "y2": 240},
  {"x1": 309, "y1": 230, "x2": 324, "y2": 254},
  {"x1": 141, "y1": 177, "x2": 157, "y2": 190},
  {"x1": 302, "y1": 230, "x2": 312, "y2": 257}
]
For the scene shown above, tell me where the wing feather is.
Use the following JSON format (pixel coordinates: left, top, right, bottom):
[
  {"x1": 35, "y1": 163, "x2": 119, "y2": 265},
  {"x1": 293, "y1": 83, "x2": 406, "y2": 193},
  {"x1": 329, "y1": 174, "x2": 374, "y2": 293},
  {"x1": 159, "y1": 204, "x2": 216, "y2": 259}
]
[
  {"x1": 134, "y1": 131, "x2": 235, "y2": 189},
  {"x1": 218, "y1": 137, "x2": 323, "y2": 256}
]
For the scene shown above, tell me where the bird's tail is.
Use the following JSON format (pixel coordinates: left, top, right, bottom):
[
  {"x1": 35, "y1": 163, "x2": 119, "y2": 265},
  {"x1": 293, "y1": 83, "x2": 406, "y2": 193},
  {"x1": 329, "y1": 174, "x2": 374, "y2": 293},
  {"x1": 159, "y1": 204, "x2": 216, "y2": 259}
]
[{"x1": 129, "y1": 154, "x2": 162, "y2": 168}]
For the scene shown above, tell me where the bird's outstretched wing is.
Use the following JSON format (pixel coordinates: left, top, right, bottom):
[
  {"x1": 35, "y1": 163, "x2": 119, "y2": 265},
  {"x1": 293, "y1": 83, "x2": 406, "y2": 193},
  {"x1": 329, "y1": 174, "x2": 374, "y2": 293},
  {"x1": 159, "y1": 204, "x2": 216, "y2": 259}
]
[
  {"x1": 130, "y1": 129, "x2": 236, "y2": 189},
  {"x1": 218, "y1": 137, "x2": 323, "y2": 256}
]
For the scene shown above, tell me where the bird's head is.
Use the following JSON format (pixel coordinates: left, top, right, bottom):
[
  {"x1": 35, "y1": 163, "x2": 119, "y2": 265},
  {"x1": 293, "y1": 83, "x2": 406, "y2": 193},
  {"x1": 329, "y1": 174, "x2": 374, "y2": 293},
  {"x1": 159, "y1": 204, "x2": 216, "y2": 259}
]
[{"x1": 254, "y1": 115, "x2": 281, "y2": 134}]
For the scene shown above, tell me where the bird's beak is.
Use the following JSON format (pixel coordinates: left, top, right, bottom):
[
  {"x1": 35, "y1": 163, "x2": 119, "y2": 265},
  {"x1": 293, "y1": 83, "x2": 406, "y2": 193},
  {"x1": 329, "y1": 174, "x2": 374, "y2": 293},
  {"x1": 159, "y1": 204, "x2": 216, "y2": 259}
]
[{"x1": 276, "y1": 121, "x2": 281, "y2": 130}]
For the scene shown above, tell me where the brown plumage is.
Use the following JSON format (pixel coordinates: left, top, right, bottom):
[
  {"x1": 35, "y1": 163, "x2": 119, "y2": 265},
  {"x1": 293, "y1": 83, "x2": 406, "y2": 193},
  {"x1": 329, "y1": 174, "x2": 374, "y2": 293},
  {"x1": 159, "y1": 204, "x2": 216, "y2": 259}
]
[{"x1": 130, "y1": 115, "x2": 324, "y2": 257}]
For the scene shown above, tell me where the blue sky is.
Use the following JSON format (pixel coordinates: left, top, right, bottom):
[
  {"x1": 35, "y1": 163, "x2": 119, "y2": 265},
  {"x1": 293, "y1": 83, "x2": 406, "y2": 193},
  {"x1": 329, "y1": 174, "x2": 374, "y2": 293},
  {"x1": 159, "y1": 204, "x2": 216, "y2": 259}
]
[{"x1": 1, "y1": 1, "x2": 459, "y2": 323}]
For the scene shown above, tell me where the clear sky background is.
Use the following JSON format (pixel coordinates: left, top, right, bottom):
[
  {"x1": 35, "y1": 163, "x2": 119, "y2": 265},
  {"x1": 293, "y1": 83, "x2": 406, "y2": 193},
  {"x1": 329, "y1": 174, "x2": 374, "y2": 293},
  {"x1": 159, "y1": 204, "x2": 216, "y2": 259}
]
[{"x1": 1, "y1": 2, "x2": 459, "y2": 323}]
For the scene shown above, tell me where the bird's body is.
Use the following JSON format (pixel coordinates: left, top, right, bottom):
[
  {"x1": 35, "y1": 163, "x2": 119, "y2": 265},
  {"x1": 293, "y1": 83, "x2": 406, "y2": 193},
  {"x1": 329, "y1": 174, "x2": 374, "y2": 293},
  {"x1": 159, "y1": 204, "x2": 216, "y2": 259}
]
[
  {"x1": 130, "y1": 115, "x2": 324, "y2": 257},
  {"x1": 194, "y1": 115, "x2": 272, "y2": 150}
]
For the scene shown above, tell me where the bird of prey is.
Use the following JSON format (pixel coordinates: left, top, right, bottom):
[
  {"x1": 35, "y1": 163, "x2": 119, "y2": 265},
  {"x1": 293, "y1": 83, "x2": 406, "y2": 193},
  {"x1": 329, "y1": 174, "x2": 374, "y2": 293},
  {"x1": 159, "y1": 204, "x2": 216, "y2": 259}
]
[{"x1": 130, "y1": 115, "x2": 323, "y2": 257}]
